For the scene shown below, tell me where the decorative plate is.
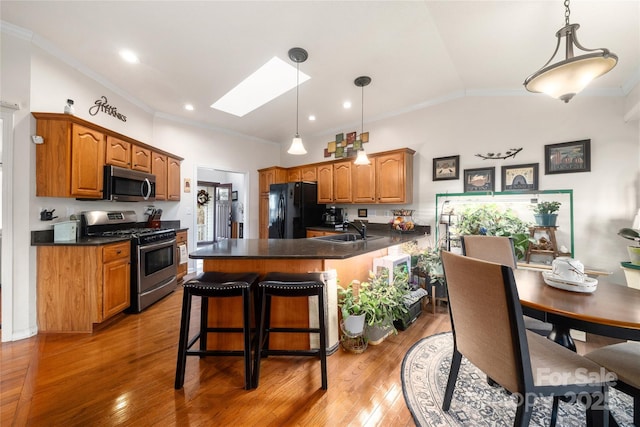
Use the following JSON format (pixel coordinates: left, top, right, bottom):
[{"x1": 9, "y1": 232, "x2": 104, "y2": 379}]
[{"x1": 542, "y1": 271, "x2": 598, "y2": 293}]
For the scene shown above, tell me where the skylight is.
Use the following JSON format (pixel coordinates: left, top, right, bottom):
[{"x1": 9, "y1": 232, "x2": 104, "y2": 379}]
[{"x1": 211, "y1": 56, "x2": 310, "y2": 117}]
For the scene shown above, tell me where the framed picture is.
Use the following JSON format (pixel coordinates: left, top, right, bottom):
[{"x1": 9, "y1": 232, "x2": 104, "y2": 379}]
[
  {"x1": 361, "y1": 132, "x2": 369, "y2": 143},
  {"x1": 358, "y1": 208, "x2": 368, "y2": 218},
  {"x1": 327, "y1": 141, "x2": 337, "y2": 153},
  {"x1": 501, "y1": 163, "x2": 539, "y2": 192},
  {"x1": 463, "y1": 167, "x2": 495, "y2": 192},
  {"x1": 231, "y1": 190, "x2": 238, "y2": 201},
  {"x1": 433, "y1": 155, "x2": 460, "y2": 181},
  {"x1": 544, "y1": 139, "x2": 591, "y2": 174},
  {"x1": 346, "y1": 131, "x2": 356, "y2": 145}
]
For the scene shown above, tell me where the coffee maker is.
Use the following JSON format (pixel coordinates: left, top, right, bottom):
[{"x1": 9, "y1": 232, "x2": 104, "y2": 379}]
[{"x1": 322, "y1": 207, "x2": 344, "y2": 226}]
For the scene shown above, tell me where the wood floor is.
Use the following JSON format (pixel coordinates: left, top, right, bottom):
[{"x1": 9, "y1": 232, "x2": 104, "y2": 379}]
[
  {"x1": 1, "y1": 280, "x2": 618, "y2": 426},
  {"x1": 1, "y1": 282, "x2": 452, "y2": 426}
]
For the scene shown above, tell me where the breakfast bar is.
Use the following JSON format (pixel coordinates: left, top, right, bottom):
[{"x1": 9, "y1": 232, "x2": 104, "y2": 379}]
[{"x1": 189, "y1": 229, "x2": 429, "y2": 351}]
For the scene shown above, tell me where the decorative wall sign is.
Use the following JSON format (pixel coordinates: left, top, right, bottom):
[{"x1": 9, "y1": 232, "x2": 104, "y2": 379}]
[
  {"x1": 231, "y1": 191, "x2": 238, "y2": 201},
  {"x1": 433, "y1": 155, "x2": 460, "y2": 181},
  {"x1": 184, "y1": 178, "x2": 191, "y2": 193},
  {"x1": 501, "y1": 163, "x2": 539, "y2": 192},
  {"x1": 89, "y1": 96, "x2": 127, "y2": 122},
  {"x1": 475, "y1": 148, "x2": 522, "y2": 160},
  {"x1": 358, "y1": 208, "x2": 368, "y2": 218},
  {"x1": 463, "y1": 167, "x2": 495, "y2": 192},
  {"x1": 544, "y1": 139, "x2": 591, "y2": 174}
]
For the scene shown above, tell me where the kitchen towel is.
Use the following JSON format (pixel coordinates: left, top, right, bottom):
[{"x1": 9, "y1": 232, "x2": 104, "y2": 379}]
[{"x1": 179, "y1": 244, "x2": 188, "y2": 265}]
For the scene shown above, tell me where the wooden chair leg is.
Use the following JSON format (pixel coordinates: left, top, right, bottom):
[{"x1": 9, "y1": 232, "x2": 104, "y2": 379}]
[{"x1": 174, "y1": 290, "x2": 192, "y2": 389}]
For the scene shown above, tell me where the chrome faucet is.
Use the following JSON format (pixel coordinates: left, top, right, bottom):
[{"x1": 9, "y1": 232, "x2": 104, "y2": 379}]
[{"x1": 344, "y1": 220, "x2": 367, "y2": 240}]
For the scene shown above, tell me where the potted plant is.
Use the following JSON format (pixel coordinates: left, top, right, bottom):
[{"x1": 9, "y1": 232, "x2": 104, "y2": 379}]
[
  {"x1": 454, "y1": 203, "x2": 533, "y2": 260},
  {"x1": 533, "y1": 201, "x2": 561, "y2": 227},
  {"x1": 337, "y1": 280, "x2": 369, "y2": 337},
  {"x1": 361, "y1": 266, "x2": 411, "y2": 344}
]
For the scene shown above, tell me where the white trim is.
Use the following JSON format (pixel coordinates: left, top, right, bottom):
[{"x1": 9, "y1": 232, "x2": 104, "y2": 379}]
[{"x1": 1, "y1": 107, "x2": 15, "y2": 341}]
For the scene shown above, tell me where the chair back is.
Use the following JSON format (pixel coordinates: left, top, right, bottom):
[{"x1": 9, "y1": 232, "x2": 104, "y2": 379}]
[
  {"x1": 461, "y1": 235, "x2": 518, "y2": 269},
  {"x1": 441, "y1": 251, "x2": 529, "y2": 393}
]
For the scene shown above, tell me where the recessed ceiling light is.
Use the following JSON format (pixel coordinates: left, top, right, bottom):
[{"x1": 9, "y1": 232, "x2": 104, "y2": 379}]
[
  {"x1": 211, "y1": 56, "x2": 310, "y2": 117},
  {"x1": 119, "y1": 49, "x2": 139, "y2": 64},
  {"x1": 184, "y1": 104, "x2": 194, "y2": 111},
  {"x1": 343, "y1": 101, "x2": 352, "y2": 109},
  {"x1": 308, "y1": 115, "x2": 316, "y2": 121}
]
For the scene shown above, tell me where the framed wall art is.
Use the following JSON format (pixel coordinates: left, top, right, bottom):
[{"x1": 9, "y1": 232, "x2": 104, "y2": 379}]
[
  {"x1": 433, "y1": 155, "x2": 460, "y2": 181},
  {"x1": 463, "y1": 167, "x2": 495, "y2": 192},
  {"x1": 501, "y1": 163, "x2": 539, "y2": 192},
  {"x1": 545, "y1": 139, "x2": 591, "y2": 174}
]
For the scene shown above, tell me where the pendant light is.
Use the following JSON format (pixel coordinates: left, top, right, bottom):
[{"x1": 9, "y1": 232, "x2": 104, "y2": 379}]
[
  {"x1": 287, "y1": 47, "x2": 308, "y2": 155},
  {"x1": 354, "y1": 76, "x2": 371, "y2": 165},
  {"x1": 524, "y1": 0, "x2": 618, "y2": 103}
]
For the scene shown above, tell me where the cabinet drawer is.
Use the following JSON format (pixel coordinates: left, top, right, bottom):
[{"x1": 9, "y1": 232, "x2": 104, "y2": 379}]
[
  {"x1": 103, "y1": 242, "x2": 130, "y2": 262},
  {"x1": 176, "y1": 231, "x2": 187, "y2": 244}
]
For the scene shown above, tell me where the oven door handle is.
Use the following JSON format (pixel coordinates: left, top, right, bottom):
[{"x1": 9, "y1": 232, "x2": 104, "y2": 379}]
[{"x1": 138, "y1": 238, "x2": 177, "y2": 253}]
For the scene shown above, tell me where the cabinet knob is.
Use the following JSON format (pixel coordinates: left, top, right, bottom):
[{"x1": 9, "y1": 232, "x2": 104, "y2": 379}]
[{"x1": 116, "y1": 250, "x2": 122, "y2": 254}]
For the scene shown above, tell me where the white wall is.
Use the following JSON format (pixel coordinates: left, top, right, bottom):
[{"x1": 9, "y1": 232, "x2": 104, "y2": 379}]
[{"x1": 285, "y1": 95, "x2": 638, "y2": 284}]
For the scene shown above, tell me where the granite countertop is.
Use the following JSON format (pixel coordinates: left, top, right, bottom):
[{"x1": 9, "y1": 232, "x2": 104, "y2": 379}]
[{"x1": 190, "y1": 226, "x2": 429, "y2": 260}]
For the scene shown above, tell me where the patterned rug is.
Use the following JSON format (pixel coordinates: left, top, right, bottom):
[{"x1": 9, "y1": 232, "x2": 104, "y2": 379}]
[{"x1": 401, "y1": 332, "x2": 634, "y2": 426}]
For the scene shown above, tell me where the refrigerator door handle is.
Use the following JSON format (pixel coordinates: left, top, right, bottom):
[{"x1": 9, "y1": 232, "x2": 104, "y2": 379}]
[{"x1": 278, "y1": 194, "x2": 285, "y2": 238}]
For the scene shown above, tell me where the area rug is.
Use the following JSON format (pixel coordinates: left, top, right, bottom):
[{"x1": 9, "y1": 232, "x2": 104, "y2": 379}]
[{"x1": 401, "y1": 332, "x2": 634, "y2": 426}]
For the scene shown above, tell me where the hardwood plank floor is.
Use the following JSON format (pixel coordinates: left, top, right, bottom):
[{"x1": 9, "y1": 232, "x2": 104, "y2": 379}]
[
  {"x1": 0, "y1": 281, "x2": 618, "y2": 426},
  {"x1": 1, "y1": 282, "x2": 452, "y2": 426}
]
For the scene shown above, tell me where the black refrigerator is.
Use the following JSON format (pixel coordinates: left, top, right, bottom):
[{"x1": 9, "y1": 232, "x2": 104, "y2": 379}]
[{"x1": 268, "y1": 182, "x2": 325, "y2": 238}]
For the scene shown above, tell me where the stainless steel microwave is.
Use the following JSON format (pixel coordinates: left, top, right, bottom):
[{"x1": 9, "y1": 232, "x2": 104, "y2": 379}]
[{"x1": 103, "y1": 165, "x2": 156, "y2": 202}]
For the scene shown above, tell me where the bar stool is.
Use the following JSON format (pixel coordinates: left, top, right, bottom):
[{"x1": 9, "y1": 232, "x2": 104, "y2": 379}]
[
  {"x1": 252, "y1": 272, "x2": 327, "y2": 390},
  {"x1": 174, "y1": 271, "x2": 259, "y2": 390}
]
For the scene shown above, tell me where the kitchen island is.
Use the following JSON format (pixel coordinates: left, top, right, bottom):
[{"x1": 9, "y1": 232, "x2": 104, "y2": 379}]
[{"x1": 190, "y1": 228, "x2": 429, "y2": 352}]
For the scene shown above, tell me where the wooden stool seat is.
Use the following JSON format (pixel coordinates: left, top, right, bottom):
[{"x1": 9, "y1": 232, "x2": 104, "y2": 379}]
[
  {"x1": 174, "y1": 271, "x2": 259, "y2": 390},
  {"x1": 253, "y1": 272, "x2": 328, "y2": 390}
]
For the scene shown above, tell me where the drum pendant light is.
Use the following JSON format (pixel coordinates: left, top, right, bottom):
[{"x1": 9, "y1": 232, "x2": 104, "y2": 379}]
[
  {"x1": 287, "y1": 47, "x2": 308, "y2": 155},
  {"x1": 523, "y1": 0, "x2": 618, "y2": 103},
  {"x1": 353, "y1": 76, "x2": 371, "y2": 165}
]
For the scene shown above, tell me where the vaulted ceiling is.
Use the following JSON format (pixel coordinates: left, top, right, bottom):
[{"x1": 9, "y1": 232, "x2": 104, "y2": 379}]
[{"x1": 2, "y1": 1, "x2": 638, "y2": 144}]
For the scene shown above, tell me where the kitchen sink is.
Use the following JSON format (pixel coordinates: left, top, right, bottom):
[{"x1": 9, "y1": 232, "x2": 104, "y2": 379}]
[{"x1": 311, "y1": 233, "x2": 383, "y2": 244}]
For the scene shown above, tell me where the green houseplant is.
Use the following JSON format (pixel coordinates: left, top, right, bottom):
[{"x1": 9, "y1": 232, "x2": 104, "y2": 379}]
[
  {"x1": 532, "y1": 201, "x2": 561, "y2": 227},
  {"x1": 454, "y1": 203, "x2": 533, "y2": 260},
  {"x1": 337, "y1": 280, "x2": 371, "y2": 336}
]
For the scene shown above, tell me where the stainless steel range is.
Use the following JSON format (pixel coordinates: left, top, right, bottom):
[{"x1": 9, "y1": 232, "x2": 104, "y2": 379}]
[{"x1": 81, "y1": 210, "x2": 178, "y2": 313}]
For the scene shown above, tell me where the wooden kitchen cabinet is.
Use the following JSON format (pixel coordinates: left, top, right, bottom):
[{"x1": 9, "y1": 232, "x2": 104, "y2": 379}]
[
  {"x1": 258, "y1": 167, "x2": 288, "y2": 238},
  {"x1": 176, "y1": 230, "x2": 188, "y2": 282},
  {"x1": 306, "y1": 229, "x2": 342, "y2": 238},
  {"x1": 352, "y1": 161, "x2": 376, "y2": 203},
  {"x1": 102, "y1": 242, "x2": 132, "y2": 320},
  {"x1": 35, "y1": 114, "x2": 105, "y2": 198},
  {"x1": 37, "y1": 241, "x2": 130, "y2": 332},
  {"x1": 316, "y1": 164, "x2": 334, "y2": 203},
  {"x1": 375, "y1": 149, "x2": 414, "y2": 203},
  {"x1": 33, "y1": 112, "x2": 183, "y2": 200},
  {"x1": 152, "y1": 152, "x2": 168, "y2": 200},
  {"x1": 288, "y1": 165, "x2": 317, "y2": 182},
  {"x1": 131, "y1": 144, "x2": 152, "y2": 173},
  {"x1": 333, "y1": 161, "x2": 352, "y2": 203},
  {"x1": 105, "y1": 135, "x2": 131, "y2": 168},
  {"x1": 167, "y1": 156, "x2": 181, "y2": 201}
]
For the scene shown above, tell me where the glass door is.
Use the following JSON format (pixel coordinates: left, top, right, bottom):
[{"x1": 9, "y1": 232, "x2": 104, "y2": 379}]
[{"x1": 197, "y1": 182, "x2": 232, "y2": 244}]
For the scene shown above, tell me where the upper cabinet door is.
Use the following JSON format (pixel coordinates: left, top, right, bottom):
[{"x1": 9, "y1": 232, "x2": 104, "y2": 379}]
[
  {"x1": 105, "y1": 136, "x2": 131, "y2": 168},
  {"x1": 317, "y1": 164, "x2": 334, "y2": 203},
  {"x1": 333, "y1": 161, "x2": 352, "y2": 203},
  {"x1": 152, "y1": 152, "x2": 168, "y2": 200},
  {"x1": 376, "y1": 151, "x2": 412, "y2": 203},
  {"x1": 131, "y1": 144, "x2": 152, "y2": 173},
  {"x1": 71, "y1": 124, "x2": 105, "y2": 198},
  {"x1": 167, "y1": 156, "x2": 181, "y2": 201},
  {"x1": 352, "y1": 162, "x2": 376, "y2": 203}
]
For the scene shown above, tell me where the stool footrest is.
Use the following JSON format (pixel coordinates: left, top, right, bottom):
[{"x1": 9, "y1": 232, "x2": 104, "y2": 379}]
[
  {"x1": 186, "y1": 350, "x2": 246, "y2": 357},
  {"x1": 266, "y1": 327, "x2": 321, "y2": 334},
  {"x1": 262, "y1": 349, "x2": 322, "y2": 357}
]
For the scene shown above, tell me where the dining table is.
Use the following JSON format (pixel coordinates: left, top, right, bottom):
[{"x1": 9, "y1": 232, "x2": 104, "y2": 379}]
[{"x1": 514, "y1": 268, "x2": 640, "y2": 351}]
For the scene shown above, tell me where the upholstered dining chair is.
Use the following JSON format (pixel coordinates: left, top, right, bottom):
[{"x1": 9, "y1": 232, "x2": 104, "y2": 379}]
[
  {"x1": 441, "y1": 251, "x2": 610, "y2": 426},
  {"x1": 460, "y1": 235, "x2": 552, "y2": 336},
  {"x1": 585, "y1": 341, "x2": 640, "y2": 425}
]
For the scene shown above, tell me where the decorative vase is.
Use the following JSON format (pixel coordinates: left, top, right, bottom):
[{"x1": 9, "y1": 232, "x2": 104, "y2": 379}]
[
  {"x1": 627, "y1": 246, "x2": 640, "y2": 266},
  {"x1": 534, "y1": 213, "x2": 558, "y2": 227},
  {"x1": 342, "y1": 313, "x2": 366, "y2": 337}
]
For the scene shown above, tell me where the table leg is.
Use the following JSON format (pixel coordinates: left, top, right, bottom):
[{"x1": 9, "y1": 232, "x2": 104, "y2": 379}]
[{"x1": 547, "y1": 324, "x2": 576, "y2": 352}]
